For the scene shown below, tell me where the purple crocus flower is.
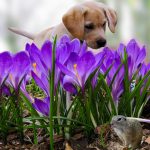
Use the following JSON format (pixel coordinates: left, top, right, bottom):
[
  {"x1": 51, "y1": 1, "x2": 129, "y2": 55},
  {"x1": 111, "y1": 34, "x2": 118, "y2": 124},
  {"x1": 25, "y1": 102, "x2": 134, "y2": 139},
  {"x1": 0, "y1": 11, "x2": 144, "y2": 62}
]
[
  {"x1": 109, "y1": 58, "x2": 124, "y2": 102},
  {"x1": 118, "y1": 39, "x2": 146, "y2": 79},
  {"x1": 56, "y1": 51, "x2": 103, "y2": 93},
  {"x1": 27, "y1": 35, "x2": 88, "y2": 91},
  {"x1": 100, "y1": 47, "x2": 115, "y2": 74},
  {"x1": 20, "y1": 66, "x2": 50, "y2": 116},
  {"x1": 56, "y1": 34, "x2": 87, "y2": 56},
  {"x1": 21, "y1": 44, "x2": 51, "y2": 116},
  {"x1": 101, "y1": 39, "x2": 147, "y2": 102},
  {"x1": 0, "y1": 52, "x2": 13, "y2": 87},
  {"x1": 21, "y1": 72, "x2": 50, "y2": 116},
  {"x1": 27, "y1": 37, "x2": 70, "y2": 89},
  {"x1": 139, "y1": 63, "x2": 150, "y2": 77},
  {"x1": 26, "y1": 41, "x2": 52, "y2": 114},
  {"x1": 8, "y1": 51, "x2": 31, "y2": 90},
  {"x1": 100, "y1": 48, "x2": 124, "y2": 102},
  {"x1": 26, "y1": 40, "x2": 52, "y2": 77},
  {"x1": 21, "y1": 89, "x2": 50, "y2": 116},
  {"x1": 24, "y1": 37, "x2": 72, "y2": 116}
]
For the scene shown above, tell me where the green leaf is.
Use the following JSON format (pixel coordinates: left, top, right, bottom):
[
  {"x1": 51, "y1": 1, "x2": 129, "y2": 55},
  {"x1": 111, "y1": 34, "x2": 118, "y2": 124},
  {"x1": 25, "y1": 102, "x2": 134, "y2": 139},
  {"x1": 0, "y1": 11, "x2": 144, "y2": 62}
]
[
  {"x1": 128, "y1": 71, "x2": 150, "y2": 101},
  {"x1": 109, "y1": 63, "x2": 123, "y2": 90}
]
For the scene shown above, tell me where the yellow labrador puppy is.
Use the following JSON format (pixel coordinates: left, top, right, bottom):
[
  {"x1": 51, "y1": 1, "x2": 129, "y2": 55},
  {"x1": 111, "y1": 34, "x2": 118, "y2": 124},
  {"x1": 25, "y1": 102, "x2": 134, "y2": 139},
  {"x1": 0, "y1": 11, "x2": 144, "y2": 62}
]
[{"x1": 9, "y1": 1, "x2": 117, "y2": 49}]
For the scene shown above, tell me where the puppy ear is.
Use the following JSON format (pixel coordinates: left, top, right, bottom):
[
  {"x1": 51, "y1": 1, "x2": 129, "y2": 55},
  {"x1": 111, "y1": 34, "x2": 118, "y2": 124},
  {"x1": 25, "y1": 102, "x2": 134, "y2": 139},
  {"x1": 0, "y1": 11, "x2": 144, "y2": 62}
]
[
  {"x1": 105, "y1": 8, "x2": 117, "y2": 33},
  {"x1": 62, "y1": 6, "x2": 87, "y2": 39}
]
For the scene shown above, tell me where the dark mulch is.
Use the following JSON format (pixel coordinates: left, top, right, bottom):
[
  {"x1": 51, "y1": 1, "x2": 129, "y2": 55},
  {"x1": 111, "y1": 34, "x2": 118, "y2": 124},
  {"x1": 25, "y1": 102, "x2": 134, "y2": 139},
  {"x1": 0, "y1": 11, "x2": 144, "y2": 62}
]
[
  {"x1": 0, "y1": 101, "x2": 150, "y2": 150},
  {"x1": 0, "y1": 123, "x2": 150, "y2": 150}
]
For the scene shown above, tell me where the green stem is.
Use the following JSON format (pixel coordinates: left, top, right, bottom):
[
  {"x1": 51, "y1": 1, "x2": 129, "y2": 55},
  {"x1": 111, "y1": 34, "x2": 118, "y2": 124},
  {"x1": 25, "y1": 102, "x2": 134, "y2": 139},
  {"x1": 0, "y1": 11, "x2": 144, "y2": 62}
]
[
  {"x1": 16, "y1": 90, "x2": 24, "y2": 144},
  {"x1": 57, "y1": 92, "x2": 62, "y2": 134},
  {"x1": 33, "y1": 120, "x2": 38, "y2": 144},
  {"x1": 65, "y1": 92, "x2": 72, "y2": 139},
  {"x1": 49, "y1": 36, "x2": 57, "y2": 150}
]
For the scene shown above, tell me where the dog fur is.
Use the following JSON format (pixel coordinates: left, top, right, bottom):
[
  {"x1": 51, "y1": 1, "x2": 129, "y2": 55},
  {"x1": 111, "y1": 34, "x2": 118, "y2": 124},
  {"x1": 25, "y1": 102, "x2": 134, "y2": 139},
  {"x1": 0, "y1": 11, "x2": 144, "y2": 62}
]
[{"x1": 9, "y1": 1, "x2": 117, "y2": 49}]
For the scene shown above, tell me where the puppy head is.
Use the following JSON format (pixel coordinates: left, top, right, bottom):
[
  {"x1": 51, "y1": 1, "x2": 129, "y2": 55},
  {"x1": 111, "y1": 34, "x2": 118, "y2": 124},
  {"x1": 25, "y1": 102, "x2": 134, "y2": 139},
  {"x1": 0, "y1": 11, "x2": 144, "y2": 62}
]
[{"x1": 62, "y1": 1, "x2": 117, "y2": 49}]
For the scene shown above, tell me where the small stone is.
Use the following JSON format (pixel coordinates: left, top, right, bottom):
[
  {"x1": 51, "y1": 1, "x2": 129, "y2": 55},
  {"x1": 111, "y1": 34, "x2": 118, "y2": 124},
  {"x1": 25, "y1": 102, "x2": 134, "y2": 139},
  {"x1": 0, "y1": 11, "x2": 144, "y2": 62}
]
[
  {"x1": 12, "y1": 140, "x2": 16, "y2": 145},
  {"x1": 0, "y1": 141, "x2": 3, "y2": 145}
]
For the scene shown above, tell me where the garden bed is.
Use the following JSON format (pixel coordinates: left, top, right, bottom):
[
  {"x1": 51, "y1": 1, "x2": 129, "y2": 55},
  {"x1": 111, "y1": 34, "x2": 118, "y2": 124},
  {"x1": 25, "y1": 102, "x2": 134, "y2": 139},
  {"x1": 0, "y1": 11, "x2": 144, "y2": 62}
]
[
  {"x1": 0, "y1": 36, "x2": 150, "y2": 149},
  {"x1": 0, "y1": 123, "x2": 150, "y2": 149}
]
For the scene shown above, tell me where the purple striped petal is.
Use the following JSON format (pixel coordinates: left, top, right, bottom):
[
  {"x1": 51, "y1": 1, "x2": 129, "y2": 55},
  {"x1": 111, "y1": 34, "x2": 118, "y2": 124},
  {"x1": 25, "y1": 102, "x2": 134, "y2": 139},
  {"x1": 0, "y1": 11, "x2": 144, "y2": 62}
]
[
  {"x1": 41, "y1": 40, "x2": 52, "y2": 71},
  {"x1": 127, "y1": 39, "x2": 140, "y2": 62},
  {"x1": 56, "y1": 60, "x2": 77, "y2": 80},
  {"x1": 58, "y1": 34, "x2": 71, "y2": 45},
  {"x1": 70, "y1": 39, "x2": 80, "y2": 53},
  {"x1": 135, "y1": 46, "x2": 146, "y2": 68},
  {"x1": 10, "y1": 51, "x2": 30, "y2": 89},
  {"x1": 117, "y1": 43, "x2": 125, "y2": 58},
  {"x1": 66, "y1": 52, "x2": 79, "y2": 74},
  {"x1": 29, "y1": 44, "x2": 47, "y2": 75},
  {"x1": 79, "y1": 41, "x2": 87, "y2": 56},
  {"x1": 2, "y1": 85, "x2": 11, "y2": 96},
  {"x1": 77, "y1": 51, "x2": 95, "y2": 78},
  {"x1": 56, "y1": 44, "x2": 70, "y2": 64},
  {"x1": 63, "y1": 75, "x2": 78, "y2": 94},
  {"x1": 0, "y1": 52, "x2": 13, "y2": 85},
  {"x1": 32, "y1": 97, "x2": 50, "y2": 116},
  {"x1": 31, "y1": 71, "x2": 49, "y2": 96}
]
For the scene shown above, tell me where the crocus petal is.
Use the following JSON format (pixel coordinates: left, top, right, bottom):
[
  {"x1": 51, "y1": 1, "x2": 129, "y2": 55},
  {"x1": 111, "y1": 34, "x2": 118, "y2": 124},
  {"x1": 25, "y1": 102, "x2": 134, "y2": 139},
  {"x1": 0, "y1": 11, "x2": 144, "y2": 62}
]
[
  {"x1": 139, "y1": 63, "x2": 147, "y2": 77},
  {"x1": 0, "y1": 52, "x2": 13, "y2": 85},
  {"x1": 32, "y1": 97, "x2": 50, "y2": 116},
  {"x1": 10, "y1": 51, "x2": 31, "y2": 89},
  {"x1": 117, "y1": 43, "x2": 125, "y2": 58},
  {"x1": 41, "y1": 40, "x2": 52, "y2": 71},
  {"x1": 21, "y1": 89, "x2": 34, "y2": 103},
  {"x1": 56, "y1": 43, "x2": 70, "y2": 64},
  {"x1": 2, "y1": 85, "x2": 11, "y2": 96},
  {"x1": 70, "y1": 39, "x2": 80, "y2": 54},
  {"x1": 91, "y1": 69, "x2": 99, "y2": 89},
  {"x1": 25, "y1": 43, "x2": 31, "y2": 52},
  {"x1": 77, "y1": 52, "x2": 95, "y2": 76},
  {"x1": 31, "y1": 71, "x2": 49, "y2": 96},
  {"x1": 127, "y1": 39, "x2": 140, "y2": 62},
  {"x1": 77, "y1": 52, "x2": 95, "y2": 85},
  {"x1": 146, "y1": 63, "x2": 150, "y2": 73},
  {"x1": 12, "y1": 52, "x2": 30, "y2": 76},
  {"x1": 113, "y1": 66, "x2": 124, "y2": 90},
  {"x1": 29, "y1": 44, "x2": 47, "y2": 75},
  {"x1": 135, "y1": 46, "x2": 146, "y2": 68},
  {"x1": 66, "y1": 52, "x2": 79, "y2": 73},
  {"x1": 79, "y1": 41, "x2": 87, "y2": 56},
  {"x1": 94, "y1": 51, "x2": 105, "y2": 69},
  {"x1": 56, "y1": 60, "x2": 77, "y2": 80},
  {"x1": 63, "y1": 75, "x2": 78, "y2": 94},
  {"x1": 58, "y1": 34, "x2": 71, "y2": 45}
]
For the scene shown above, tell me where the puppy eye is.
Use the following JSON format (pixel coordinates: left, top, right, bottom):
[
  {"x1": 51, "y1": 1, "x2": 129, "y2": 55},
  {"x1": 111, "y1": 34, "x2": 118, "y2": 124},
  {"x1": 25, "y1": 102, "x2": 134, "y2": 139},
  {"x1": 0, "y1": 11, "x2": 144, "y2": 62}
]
[
  {"x1": 85, "y1": 24, "x2": 94, "y2": 30},
  {"x1": 102, "y1": 22, "x2": 106, "y2": 27}
]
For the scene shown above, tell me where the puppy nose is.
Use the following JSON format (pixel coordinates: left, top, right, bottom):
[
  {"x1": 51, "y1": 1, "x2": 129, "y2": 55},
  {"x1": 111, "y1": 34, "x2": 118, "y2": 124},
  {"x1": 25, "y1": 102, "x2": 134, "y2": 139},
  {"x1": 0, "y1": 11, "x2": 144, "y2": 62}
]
[{"x1": 96, "y1": 39, "x2": 106, "y2": 47}]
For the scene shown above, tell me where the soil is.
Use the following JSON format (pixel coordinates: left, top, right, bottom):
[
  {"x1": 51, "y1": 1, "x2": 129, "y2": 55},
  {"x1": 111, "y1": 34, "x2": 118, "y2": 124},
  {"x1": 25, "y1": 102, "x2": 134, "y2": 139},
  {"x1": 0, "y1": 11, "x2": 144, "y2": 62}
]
[
  {"x1": 0, "y1": 101, "x2": 150, "y2": 150},
  {"x1": 0, "y1": 123, "x2": 150, "y2": 150}
]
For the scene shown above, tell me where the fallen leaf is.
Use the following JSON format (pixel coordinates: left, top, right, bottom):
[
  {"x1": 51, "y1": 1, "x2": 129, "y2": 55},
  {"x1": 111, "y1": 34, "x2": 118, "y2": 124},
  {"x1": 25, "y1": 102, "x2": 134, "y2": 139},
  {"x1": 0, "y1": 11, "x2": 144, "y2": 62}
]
[
  {"x1": 72, "y1": 133, "x2": 84, "y2": 140},
  {"x1": 65, "y1": 142, "x2": 73, "y2": 150}
]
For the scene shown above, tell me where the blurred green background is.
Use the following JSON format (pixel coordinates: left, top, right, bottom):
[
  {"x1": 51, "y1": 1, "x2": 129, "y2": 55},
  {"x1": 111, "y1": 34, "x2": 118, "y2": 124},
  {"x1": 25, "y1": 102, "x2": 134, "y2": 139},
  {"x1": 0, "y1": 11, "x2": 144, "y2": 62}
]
[{"x1": 0, "y1": 0, "x2": 150, "y2": 60}]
